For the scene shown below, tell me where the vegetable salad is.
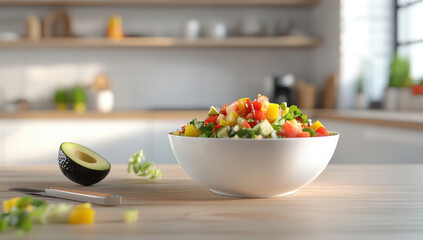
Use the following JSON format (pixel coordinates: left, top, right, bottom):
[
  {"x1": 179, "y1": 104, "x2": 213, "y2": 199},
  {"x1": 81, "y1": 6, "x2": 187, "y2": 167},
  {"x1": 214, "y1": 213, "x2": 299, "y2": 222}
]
[{"x1": 172, "y1": 94, "x2": 334, "y2": 139}]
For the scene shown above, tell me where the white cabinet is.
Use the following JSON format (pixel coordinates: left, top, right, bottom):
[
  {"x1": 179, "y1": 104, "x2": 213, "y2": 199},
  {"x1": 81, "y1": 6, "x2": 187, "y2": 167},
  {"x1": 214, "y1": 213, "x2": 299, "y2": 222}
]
[
  {"x1": 322, "y1": 119, "x2": 423, "y2": 164},
  {"x1": 0, "y1": 119, "x2": 186, "y2": 165},
  {"x1": 2, "y1": 118, "x2": 421, "y2": 165}
]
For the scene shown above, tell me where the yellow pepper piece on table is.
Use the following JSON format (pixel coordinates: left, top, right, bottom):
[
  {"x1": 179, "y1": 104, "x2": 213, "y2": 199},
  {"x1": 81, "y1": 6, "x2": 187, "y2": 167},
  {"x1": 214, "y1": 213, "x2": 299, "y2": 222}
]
[
  {"x1": 310, "y1": 120, "x2": 324, "y2": 131},
  {"x1": 184, "y1": 124, "x2": 202, "y2": 137},
  {"x1": 69, "y1": 203, "x2": 95, "y2": 224},
  {"x1": 266, "y1": 103, "x2": 279, "y2": 123}
]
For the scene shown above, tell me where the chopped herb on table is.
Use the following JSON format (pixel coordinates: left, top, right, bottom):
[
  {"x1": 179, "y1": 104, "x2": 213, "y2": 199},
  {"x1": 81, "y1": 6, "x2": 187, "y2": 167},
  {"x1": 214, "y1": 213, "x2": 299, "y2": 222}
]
[{"x1": 128, "y1": 149, "x2": 163, "y2": 180}]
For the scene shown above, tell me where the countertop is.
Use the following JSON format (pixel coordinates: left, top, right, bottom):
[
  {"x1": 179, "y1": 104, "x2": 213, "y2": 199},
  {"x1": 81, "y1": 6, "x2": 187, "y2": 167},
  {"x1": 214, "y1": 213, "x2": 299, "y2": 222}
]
[
  {"x1": 1, "y1": 164, "x2": 422, "y2": 240},
  {"x1": 0, "y1": 109, "x2": 423, "y2": 130}
]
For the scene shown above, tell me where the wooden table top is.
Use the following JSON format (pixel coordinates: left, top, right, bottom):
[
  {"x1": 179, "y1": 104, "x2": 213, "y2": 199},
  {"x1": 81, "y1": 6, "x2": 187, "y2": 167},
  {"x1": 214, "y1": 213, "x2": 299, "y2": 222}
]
[{"x1": 0, "y1": 164, "x2": 422, "y2": 240}]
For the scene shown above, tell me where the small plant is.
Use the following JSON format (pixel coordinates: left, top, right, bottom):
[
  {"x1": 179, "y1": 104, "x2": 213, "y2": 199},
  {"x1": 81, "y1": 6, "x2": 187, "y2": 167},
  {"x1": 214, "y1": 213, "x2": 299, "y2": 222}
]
[
  {"x1": 72, "y1": 85, "x2": 86, "y2": 113},
  {"x1": 128, "y1": 150, "x2": 163, "y2": 180},
  {"x1": 54, "y1": 89, "x2": 68, "y2": 111},
  {"x1": 72, "y1": 85, "x2": 86, "y2": 103},
  {"x1": 389, "y1": 55, "x2": 413, "y2": 88}
]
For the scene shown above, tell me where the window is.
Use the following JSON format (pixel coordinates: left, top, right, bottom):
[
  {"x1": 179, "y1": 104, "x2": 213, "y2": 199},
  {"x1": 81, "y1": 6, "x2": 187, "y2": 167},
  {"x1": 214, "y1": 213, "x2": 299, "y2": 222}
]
[{"x1": 396, "y1": 0, "x2": 423, "y2": 80}]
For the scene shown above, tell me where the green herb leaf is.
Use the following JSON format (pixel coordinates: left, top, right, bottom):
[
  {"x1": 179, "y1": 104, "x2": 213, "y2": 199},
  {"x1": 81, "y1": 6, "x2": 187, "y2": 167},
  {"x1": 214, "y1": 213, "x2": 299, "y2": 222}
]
[
  {"x1": 235, "y1": 129, "x2": 255, "y2": 138},
  {"x1": 288, "y1": 105, "x2": 302, "y2": 117},
  {"x1": 199, "y1": 122, "x2": 214, "y2": 137},
  {"x1": 280, "y1": 102, "x2": 287, "y2": 110},
  {"x1": 301, "y1": 114, "x2": 308, "y2": 123},
  {"x1": 302, "y1": 128, "x2": 315, "y2": 137},
  {"x1": 128, "y1": 149, "x2": 163, "y2": 180},
  {"x1": 271, "y1": 117, "x2": 285, "y2": 132},
  {"x1": 283, "y1": 113, "x2": 294, "y2": 121}
]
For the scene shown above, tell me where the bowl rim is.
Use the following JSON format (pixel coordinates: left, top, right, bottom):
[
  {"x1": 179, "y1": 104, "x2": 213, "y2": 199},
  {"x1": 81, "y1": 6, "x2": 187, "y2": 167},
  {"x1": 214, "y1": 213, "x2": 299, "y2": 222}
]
[{"x1": 169, "y1": 132, "x2": 340, "y2": 141}]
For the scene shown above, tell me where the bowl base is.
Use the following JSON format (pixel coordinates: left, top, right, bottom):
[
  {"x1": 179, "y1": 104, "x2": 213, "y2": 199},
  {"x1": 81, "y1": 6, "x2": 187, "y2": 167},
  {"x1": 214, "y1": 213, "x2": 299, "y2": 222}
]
[{"x1": 209, "y1": 188, "x2": 299, "y2": 198}]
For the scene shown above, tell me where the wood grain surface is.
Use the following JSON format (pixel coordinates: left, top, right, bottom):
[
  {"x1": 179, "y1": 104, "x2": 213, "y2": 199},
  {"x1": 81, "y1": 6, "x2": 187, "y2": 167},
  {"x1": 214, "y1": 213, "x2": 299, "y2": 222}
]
[{"x1": 0, "y1": 164, "x2": 422, "y2": 239}]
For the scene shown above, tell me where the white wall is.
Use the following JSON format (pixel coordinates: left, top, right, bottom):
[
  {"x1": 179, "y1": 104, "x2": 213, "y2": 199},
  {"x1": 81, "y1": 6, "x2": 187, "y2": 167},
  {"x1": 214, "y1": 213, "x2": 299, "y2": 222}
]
[
  {"x1": 310, "y1": 0, "x2": 341, "y2": 90},
  {"x1": 0, "y1": 3, "x2": 340, "y2": 110}
]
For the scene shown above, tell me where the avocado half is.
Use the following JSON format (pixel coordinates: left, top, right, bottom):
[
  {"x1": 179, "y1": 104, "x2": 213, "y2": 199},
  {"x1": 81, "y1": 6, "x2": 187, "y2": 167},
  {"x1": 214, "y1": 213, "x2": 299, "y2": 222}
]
[{"x1": 58, "y1": 142, "x2": 111, "y2": 186}]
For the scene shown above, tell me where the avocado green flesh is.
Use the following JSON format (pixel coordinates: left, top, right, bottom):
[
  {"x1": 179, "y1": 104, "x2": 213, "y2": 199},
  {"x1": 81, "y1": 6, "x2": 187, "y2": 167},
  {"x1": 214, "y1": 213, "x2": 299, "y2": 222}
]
[{"x1": 61, "y1": 142, "x2": 110, "y2": 170}]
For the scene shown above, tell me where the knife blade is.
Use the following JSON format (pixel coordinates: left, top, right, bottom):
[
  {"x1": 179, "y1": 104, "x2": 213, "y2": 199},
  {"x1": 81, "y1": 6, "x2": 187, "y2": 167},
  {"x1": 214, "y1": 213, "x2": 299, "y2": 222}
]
[{"x1": 10, "y1": 187, "x2": 122, "y2": 206}]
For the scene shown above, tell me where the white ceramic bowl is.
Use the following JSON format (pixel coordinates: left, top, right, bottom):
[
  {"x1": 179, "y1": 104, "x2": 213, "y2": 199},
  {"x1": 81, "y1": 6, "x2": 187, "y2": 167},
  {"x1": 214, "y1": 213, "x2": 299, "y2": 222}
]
[{"x1": 169, "y1": 134, "x2": 339, "y2": 198}]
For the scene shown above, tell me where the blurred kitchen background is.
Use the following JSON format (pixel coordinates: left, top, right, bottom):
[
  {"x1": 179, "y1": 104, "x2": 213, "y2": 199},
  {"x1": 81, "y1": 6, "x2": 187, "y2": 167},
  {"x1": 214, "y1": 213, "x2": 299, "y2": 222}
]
[{"x1": 0, "y1": 0, "x2": 422, "y2": 165}]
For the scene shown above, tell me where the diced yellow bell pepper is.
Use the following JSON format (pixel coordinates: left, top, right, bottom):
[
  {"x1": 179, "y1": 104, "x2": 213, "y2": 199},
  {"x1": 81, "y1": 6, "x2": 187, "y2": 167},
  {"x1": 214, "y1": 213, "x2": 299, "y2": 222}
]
[
  {"x1": 227, "y1": 111, "x2": 239, "y2": 127},
  {"x1": 173, "y1": 130, "x2": 181, "y2": 136},
  {"x1": 310, "y1": 120, "x2": 324, "y2": 131},
  {"x1": 266, "y1": 103, "x2": 279, "y2": 122},
  {"x1": 184, "y1": 124, "x2": 201, "y2": 137},
  {"x1": 2, "y1": 197, "x2": 20, "y2": 213},
  {"x1": 220, "y1": 118, "x2": 229, "y2": 127},
  {"x1": 69, "y1": 205, "x2": 95, "y2": 224}
]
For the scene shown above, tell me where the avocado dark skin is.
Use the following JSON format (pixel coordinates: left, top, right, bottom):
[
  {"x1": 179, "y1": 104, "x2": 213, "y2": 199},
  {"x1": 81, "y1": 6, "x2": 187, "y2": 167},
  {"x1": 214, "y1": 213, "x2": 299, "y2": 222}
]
[{"x1": 58, "y1": 147, "x2": 110, "y2": 186}]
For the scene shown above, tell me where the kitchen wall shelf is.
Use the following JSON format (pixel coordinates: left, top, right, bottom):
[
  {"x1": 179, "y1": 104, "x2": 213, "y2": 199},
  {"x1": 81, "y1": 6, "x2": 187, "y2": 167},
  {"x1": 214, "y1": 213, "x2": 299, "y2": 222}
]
[
  {"x1": 0, "y1": 36, "x2": 322, "y2": 48},
  {"x1": 0, "y1": 0, "x2": 318, "y2": 7}
]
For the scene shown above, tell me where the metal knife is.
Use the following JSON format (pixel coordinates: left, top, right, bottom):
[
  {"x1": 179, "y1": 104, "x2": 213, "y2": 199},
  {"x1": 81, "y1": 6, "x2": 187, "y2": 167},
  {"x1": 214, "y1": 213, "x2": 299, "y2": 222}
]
[{"x1": 9, "y1": 187, "x2": 122, "y2": 206}]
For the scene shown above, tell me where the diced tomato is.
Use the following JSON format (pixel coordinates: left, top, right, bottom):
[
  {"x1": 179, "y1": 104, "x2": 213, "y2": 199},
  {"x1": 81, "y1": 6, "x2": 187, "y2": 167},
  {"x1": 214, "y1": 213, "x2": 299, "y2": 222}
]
[
  {"x1": 251, "y1": 101, "x2": 266, "y2": 121},
  {"x1": 205, "y1": 115, "x2": 218, "y2": 125},
  {"x1": 249, "y1": 119, "x2": 260, "y2": 128},
  {"x1": 181, "y1": 125, "x2": 186, "y2": 134},
  {"x1": 220, "y1": 104, "x2": 228, "y2": 115},
  {"x1": 245, "y1": 113, "x2": 259, "y2": 127},
  {"x1": 213, "y1": 124, "x2": 222, "y2": 132},
  {"x1": 245, "y1": 98, "x2": 252, "y2": 115},
  {"x1": 315, "y1": 127, "x2": 329, "y2": 136},
  {"x1": 257, "y1": 94, "x2": 269, "y2": 112},
  {"x1": 277, "y1": 121, "x2": 297, "y2": 138},
  {"x1": 255, "y1": 111, "x2": 266, "y2": 121},
  {"x1": 296, "y1": 132, "x2": 311, "y2": 138},
  {"x1": 252, "y1": 101, "x2": 262, "y2": 112},
  {"x1": 241, "y1": 119, "x2": 251, "y2": 129}
]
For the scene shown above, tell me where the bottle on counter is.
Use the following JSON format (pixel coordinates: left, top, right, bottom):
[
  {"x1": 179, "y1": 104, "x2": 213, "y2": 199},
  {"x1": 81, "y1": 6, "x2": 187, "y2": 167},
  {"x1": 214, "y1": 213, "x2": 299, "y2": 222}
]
[{"x1": 92, "y1": 74, "x2": 114, "y2": 113}]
